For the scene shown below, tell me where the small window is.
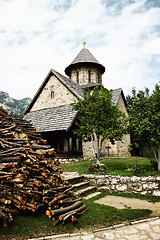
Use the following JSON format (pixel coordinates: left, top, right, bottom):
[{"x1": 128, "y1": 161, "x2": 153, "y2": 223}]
[
  {"x1": 88, "y1": 70, "x2": 91, "y2": 83},
  {"x1": 76, "y1": 71, "x2": 79, "y2": 84},
  {"x1": 51, "y1": 91, "x2": 54, "y2": 98},
  {"x1": 98, "y1": 73, "x2": 101, "y2": 83}
]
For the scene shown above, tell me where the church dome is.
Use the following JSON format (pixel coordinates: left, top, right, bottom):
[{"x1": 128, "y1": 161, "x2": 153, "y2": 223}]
[{"x1": 65, "y1": 47, "x2": 105, "y2": 77}]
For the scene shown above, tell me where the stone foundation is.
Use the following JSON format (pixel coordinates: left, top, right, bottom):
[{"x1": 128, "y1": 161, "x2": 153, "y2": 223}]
[{"x1": 84, "y1": 174, "x2": 160, "y2": 196}]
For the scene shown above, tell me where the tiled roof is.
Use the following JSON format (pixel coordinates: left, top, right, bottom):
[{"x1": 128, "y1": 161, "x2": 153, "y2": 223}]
[
  {"x1": 112, "y1": 88, "x2": 127, "y2": 107},
  {"x1": 53, "y1": 70, "x2": 83, "y2": 97},
  {"x1": 81, "y1": 82, "x2": 99, "y2": 89},
  {"x1": 24, "y1": 88, "x2": 125, "y2": 133},
  {"x1": 71, "y1": 48, "x2": 100, "y2": 65},
  {"x1": 24, "y1": 104, "x2": 77, "y2": 132},
  {"x1": 65, "y1": 48, "x2": 105, "y2": 76}
]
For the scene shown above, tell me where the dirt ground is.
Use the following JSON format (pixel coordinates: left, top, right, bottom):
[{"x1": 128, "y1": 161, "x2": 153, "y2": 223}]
[{"x1": 94, "y1": 195, "x2": 160, "y2": 216}]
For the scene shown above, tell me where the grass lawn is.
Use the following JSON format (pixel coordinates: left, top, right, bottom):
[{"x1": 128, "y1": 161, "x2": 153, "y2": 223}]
[
  {"x1": 61, "y1": 157, "x2": 159, "y2": 176},
  {"x1": 1, "y1": 157, "x2": 159, "y2": 239},
  {"x1": 0, "y1": 190, "x2": 152, "y2": 240}
]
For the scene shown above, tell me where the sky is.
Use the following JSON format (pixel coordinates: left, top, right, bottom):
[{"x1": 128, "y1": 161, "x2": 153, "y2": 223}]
[{"x1": 0, "y1": 0, "x2": 160, "y2": 100}]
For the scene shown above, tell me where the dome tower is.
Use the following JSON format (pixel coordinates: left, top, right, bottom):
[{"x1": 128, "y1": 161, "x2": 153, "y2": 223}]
[{"x1": 65, "y1": 43, "x2": 105, "y2": 86}]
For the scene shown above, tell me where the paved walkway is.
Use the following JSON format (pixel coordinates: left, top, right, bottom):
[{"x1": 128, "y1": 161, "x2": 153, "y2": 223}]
[{"x1": 30, "y1": 217, "x2": 160, "y2": 240}]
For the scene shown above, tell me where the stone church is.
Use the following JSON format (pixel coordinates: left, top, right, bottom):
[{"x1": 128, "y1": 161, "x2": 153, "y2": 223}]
[{"x1": 24, "y1": 46, "x2": 130, "y2": 159}]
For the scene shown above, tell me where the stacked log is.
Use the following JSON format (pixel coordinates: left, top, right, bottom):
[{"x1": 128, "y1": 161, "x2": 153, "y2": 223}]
[{"x1": 0, "y1": 115, "x2": 86, "y2": 227}]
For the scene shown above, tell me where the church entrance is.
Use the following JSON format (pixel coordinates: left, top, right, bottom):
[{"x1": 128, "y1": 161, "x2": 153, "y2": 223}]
[{"x1": 42, "y1": 130, "x2": 83, "y2": 158}]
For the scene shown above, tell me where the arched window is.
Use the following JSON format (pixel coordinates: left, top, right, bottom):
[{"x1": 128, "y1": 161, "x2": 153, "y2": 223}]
[
  {"x1": 88, "y1": 70, "x2": 91, "y2": 83},
  {"x1": 98, "y1": 73, "x2": 101, "y2": 83},
  {"x1": 50, "y1": 85, "x2": 54, "y2": 98},
  {"x1": 76, "y1": 71, "x2": 79, "y2": 84},
  {"x1": 51, "y1": 91, "x2": 54, "y2": 98}
]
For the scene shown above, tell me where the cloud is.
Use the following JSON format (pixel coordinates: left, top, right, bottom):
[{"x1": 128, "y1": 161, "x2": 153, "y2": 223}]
[{"x1": 0, "y1": 0, "x2": 160, "y2": 99}]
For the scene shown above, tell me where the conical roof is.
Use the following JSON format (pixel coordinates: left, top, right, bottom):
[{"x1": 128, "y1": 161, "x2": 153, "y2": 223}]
[{"x1": 65, "y1": 48, "x2": 105, "y2": 76}]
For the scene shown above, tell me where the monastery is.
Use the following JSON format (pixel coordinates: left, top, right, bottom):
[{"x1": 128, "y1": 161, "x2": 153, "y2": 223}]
[{"x1": 24, "y1": 45, "x2": 130, "y2": 159}]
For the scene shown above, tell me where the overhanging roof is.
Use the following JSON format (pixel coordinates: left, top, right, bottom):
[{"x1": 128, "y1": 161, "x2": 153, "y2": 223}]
[
  {"x1": 24, "y1": 88, "x2": 126, "y2": 133},
  {"x1": 24, "y1": 104, "x2": 77, "y2": 132},
  {"x1": 65, "y1": 48, "x2": 105, "y2": 76}
]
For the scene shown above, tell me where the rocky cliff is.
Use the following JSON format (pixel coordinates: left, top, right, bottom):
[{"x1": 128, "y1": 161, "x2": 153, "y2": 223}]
[{"x1": 0, "y1": 91, "x2": 31, "y2": 116}]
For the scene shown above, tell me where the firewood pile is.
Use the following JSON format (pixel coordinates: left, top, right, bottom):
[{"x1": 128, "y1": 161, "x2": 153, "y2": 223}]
[{"x1": 0, "y1": 115, "x2": 86, "y2": 227}]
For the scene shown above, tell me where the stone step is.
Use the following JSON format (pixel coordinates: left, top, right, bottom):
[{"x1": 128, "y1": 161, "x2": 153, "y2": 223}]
[
  {"x1": 65, "y1": 175, "x2": 85, "y2": 184},
  {"x1": 83, "y1": 191, "x2": 101, "y2": 200},
  {"x1": 62, "y1": 171, "x2": 80, "y2": 180},
  {"x1": 75, "y1": 186, "x2": 97, "y2": 197},
  {"x1": 72, "y1": 181, "x2": 89, "y2": 190}
]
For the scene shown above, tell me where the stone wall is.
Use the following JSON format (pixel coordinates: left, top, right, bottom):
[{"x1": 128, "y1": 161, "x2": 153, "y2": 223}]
[
  {"x1": 82, "y1": 133, "x2": 130, "y2": 159},
  {"x1": 84, "y1": 174, "x2": 160, "y2": 196},
  {"x1": 31, "y1": 75, "x2": 77, "y2": 112},
  {"x1": 70, "y1": 65, "x2": 102, "y2": 85}
]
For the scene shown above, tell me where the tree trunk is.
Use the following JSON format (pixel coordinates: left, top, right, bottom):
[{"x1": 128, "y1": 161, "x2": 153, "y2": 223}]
[
  {"x1": 158, "y1": 140, "x2": 160, "y2": 172},
  {"x1": 100, "y1": 138, "x2": 105, "y2": 157},
  {"x1": 153, "y1": 147, "x2": 158, "y2": 162},
  {"x1": 153, "y1": 142, "x2": 160, "y2": 172},
  {"x1": 96, "y1": 135, "x2": 100, "y2": 165},
  {"x1": 91, "y1": 132, "x2": 96, "y2": 159}
]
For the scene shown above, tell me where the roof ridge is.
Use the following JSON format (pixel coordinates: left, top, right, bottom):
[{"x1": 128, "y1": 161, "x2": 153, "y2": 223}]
[
  {"x1": 71, "y1": 48, "x2": 100, "y2": 65},
  {"x1": 52, "y1": 69, "x2": 83, "y2": 98},
  {"x1": 24, "y1": 69, "x2": 84, "y2": 114}
]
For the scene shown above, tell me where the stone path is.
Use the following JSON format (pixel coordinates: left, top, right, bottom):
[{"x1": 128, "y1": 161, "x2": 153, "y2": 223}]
[
  {"x1": 29, "y1": 217, "x2": 160, "y2": 240},
  {"x1": 94, "y1": 195, "x2": 160, "y2": 216}
]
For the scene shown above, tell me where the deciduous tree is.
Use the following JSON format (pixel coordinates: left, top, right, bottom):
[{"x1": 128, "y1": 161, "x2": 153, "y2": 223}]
[
  {"x1": 127, "y1": 83, "x2": 160, "y2": 171},
  {"x1": 150, "y1": 83, "x2": 160, "y2": 171},
  {"x1": 72, "y1": 86, "x2": 127, "y2": 163}
]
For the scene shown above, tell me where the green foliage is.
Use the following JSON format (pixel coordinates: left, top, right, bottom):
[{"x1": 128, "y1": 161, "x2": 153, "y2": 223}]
[
  {"x1": 9, "y1": 114, "x2": 24, "y2": 119},
  {"x1": 126, "y1": 87, "x2": 151, "y2": 155},
  {"x1": 126, "y1": 82, "x2": 160, "y2": 171},
  {"x1": 72, "y1": 86, "x2": 127, "y2": 159},
  {"x1": 126, "y1": 163, "x2": 146, "y2": 176},
  {"x1": 150, "y1": 83, "x2": 160, "y2": 148},
  {"x1": 150, "y1": 159, "x2": 158, "y2": 171},
  {"x1": 88, "y1": 161, "x2": 108, "y2": 175}
]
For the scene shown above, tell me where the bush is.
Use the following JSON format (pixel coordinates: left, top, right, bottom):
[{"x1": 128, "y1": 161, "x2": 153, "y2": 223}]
[
  {"x1": 150, "y1": 159, "x2": 158, "y2": 171},
  {"x1": 88, "y1": 162, "x2": 107, "y2": 175},
  {"x1": 126, "y1": 164, "x2": 146, "y2": 176}
]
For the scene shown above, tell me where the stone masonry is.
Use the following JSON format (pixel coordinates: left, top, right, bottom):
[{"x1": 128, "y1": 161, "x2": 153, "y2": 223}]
[
  {"x1": 84, "y1": 174, "x2": 160, "y2": 196},
  {"x1": 69, "y1": 65, "x2": 102, "y2": 85},
  {"x1": 31, "y1": 75, "x2": 77, "y2": 112}
]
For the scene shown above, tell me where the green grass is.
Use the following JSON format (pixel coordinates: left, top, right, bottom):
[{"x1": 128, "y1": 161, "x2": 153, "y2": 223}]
[
  {"x1": 1, "y1": 157, "x2": 159, "y2": 239},
  {"x1": 0, "y1": 191, "x2": 152, "y2": 240},
  {"x1": 61, "y1": 157, "x2": 159, "y2": 176}
]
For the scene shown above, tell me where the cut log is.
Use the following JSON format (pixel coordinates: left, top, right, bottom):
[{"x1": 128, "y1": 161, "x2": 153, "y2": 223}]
[
  {"x1": 50, "y1": 201, "x2": 82, "y2": 216},
  {"x1": 0, "y1": 116, "x2": 86, "y2": 227}
]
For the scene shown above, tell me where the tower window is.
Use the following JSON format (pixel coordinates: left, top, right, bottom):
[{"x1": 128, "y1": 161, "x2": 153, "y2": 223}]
[
  {"x1": 51, "y1": 91, "x2": 54, "y2": 98},
  {"x1": 76, "y1": 71, "x2": 79, "y2": 84},
  {"x1": 88, "y1": 70, "x2": 91, "y2": 83},
  {"x1": 98, "y1": 73, "x2": 101, "y2": 83}
]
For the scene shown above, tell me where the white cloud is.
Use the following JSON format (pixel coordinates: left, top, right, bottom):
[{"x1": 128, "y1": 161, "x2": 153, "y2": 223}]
[{"x1": 0, "y1": 0, "x2": 160, "y2": 99}]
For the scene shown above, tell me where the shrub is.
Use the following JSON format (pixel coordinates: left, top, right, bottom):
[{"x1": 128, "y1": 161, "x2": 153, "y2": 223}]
[
  {"x1": 88, "y1": 162, "x2": 107, "y2": 175},
  {"x1": 150, "y1": 159, "x2": 158, "y2": 171}
]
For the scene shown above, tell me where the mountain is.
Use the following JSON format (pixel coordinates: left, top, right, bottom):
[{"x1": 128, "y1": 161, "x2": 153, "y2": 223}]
[{"x1": 0, "y1": 91, "x2": 31, "y2": 116}]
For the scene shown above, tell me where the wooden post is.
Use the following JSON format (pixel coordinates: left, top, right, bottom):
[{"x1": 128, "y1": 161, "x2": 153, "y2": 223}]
[{"x1": 105, "y1": 145, "x2": 111, "y2": 157}]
